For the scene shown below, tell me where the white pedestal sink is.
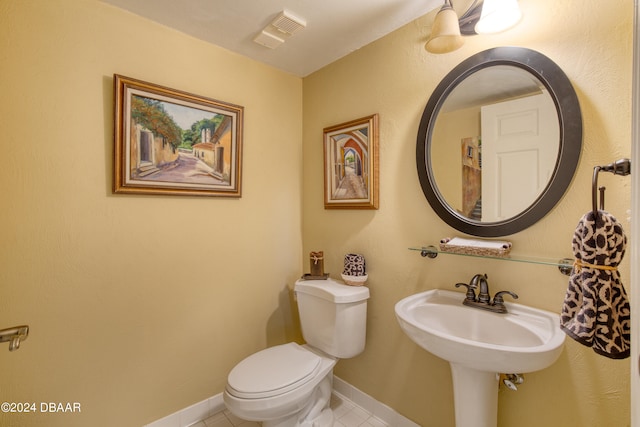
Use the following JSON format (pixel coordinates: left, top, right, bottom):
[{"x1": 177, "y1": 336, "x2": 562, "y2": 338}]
[{"x1": 395, "y1": 289, "x2": 565, "y2": 427}]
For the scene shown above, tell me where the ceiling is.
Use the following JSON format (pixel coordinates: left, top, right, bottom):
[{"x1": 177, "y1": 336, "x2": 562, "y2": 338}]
[
  {"x1": 442, "y1": 65, "x2": 544, "y2": 112},
  {"x1": 99, "y1": 0, "x2": 443, "y2": 77}
]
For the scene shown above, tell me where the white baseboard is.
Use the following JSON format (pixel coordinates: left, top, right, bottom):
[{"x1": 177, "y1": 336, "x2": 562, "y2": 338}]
[
  {"x1": 144, "y1": 376, "x2": 419, "y2": 427},
  {"x1": 143, "y1": 394, "x2": 225, "y2": 427},
  {"x1": 332, "y1": 377, "x2": 420, "y2": 427}
]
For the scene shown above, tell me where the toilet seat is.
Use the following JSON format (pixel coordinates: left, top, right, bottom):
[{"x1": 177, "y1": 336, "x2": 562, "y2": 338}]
[{"x1": 227, "y1": 343, "x2": 322, "y2": 399}]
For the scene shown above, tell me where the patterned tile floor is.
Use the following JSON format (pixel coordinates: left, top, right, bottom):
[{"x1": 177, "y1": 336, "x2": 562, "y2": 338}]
[{"x1": 191, "y1": 393, "x2": 388, "y2": 427}]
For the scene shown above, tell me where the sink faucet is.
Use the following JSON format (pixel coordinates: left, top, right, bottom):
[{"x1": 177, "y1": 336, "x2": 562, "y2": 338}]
[
  {"x1": 455, "y1": 274, "x2": 518, "y2": 313},
  {"x1": 471, "y1": 273, "x2": 491, "y2": 304}
]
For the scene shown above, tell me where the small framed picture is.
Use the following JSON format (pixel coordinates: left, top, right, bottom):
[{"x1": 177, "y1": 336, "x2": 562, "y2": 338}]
[
  {"x1": 113, "y1": 74, "x2": 244, "y2": 197},
  {"x1": 323, "y1": 114, "x2": 379, "y2": 209}
]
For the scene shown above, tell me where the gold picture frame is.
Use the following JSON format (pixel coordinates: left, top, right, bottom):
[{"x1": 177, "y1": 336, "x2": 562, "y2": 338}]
[
  {"x1": 323, "y1": 114, "x2": 379, "y2": 209},
  {"x1": 113, "y1": 74, "x2": 244, "y2": 197}
]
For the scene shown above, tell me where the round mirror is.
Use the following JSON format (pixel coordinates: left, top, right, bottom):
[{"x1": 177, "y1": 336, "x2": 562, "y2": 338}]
[{"x1": 417, "y1": 47, "x2": 582, "y2": 237}]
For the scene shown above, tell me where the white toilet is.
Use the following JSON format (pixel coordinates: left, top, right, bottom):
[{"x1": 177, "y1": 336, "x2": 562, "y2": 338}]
[{"x1": 223, "y1": 278, "x2": 370, "y2": 427}]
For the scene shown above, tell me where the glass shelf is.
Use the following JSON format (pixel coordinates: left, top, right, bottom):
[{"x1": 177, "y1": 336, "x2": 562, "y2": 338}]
[{"x1": 409, "y1": 245, "x2": 573, "y2": 275}]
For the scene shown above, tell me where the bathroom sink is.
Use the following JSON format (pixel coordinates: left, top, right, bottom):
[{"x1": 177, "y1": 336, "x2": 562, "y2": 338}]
[
  {"x1": 395, "y1": 288, "x2": 565, "y2": 427},
  {"x1": 395, "y1": 289, "x2": 565, "y2": 374}
]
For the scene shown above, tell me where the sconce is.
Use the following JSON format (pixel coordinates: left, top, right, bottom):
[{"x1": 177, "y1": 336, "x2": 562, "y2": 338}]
[{"x1": 425, "y1": 0, "x2": 522, "y2": 54}]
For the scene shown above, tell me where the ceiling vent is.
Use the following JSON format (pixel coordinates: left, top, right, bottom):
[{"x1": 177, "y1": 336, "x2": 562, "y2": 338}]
[
  {"x1": 253, "y1": 10, "x2": 306, "y2": 49},
  {"x1": 253, "y1": 30, "x2": 284, "y2": 49},
  {"x1": 270, "y1": 10, "x2": 306, "y2": 35}
]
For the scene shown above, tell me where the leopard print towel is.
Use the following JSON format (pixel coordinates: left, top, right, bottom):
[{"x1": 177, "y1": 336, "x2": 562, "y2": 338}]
[{"x1": 560, "y1": 210, "x2": 630, "y2": 359}]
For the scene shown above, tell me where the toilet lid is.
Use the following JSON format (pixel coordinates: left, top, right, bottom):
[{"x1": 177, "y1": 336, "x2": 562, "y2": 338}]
[{"x1": 227, "y1": 343, "x2": 322, "y2": 399}]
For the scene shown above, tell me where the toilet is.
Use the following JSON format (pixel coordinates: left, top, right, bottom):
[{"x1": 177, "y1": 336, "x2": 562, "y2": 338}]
[{"x1": 223, "y1": 278, "x2": 370, "y2": 427}]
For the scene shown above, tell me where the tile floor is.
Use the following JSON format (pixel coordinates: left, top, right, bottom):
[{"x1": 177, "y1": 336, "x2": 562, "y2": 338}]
[{"x1": 191, "y1": 393, "x2": 388, "y2": 427}]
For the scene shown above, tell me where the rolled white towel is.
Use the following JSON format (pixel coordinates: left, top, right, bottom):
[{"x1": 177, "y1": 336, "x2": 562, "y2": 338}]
[{"x1": 441, "y1": 237, "x2": 512, "y2": 250}]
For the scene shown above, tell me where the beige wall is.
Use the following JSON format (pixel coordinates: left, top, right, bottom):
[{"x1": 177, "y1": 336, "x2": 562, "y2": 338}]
[
  {"x1": 0, "y1": 0, "x2": 634, "y2": 426},
  {"x1": 432, "y1": 106, "x2": 480, "y2": 210},
  {"x1": 0, "y1": 1, "x2": 302, "y2": 426},
  {"x1": 303, "y1": 0, "x2": 632, "y2": 426}
]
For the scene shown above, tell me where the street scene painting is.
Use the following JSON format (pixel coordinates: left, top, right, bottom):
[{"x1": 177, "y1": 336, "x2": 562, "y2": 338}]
[
  {"x1": 323, "y1": 114, "x2": 379, "y2": 209},
  {"x1": 113, "y1": 75, "x2": 243, "y2": 197}
]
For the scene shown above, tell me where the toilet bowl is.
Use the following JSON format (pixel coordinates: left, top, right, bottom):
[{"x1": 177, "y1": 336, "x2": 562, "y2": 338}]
[
  {"x1": 224, "y1": 343, "x2": 336, "y2": 426},
  {"x1": 223, "y1": 278, "x2": 370, "y2": 427}
]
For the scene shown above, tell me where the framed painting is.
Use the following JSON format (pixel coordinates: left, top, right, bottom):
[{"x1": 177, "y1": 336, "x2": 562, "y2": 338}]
[
  {"x1": 113, "y1": 74, "x2": 243, "y2": 197},
  {"x1": 323, "y1": 114, "x2": 379, "y2": 209}
]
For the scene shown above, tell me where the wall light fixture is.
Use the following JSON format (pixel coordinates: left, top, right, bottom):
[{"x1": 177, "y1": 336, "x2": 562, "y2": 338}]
[{"x1": 425, "y1": 0, "x2": 522, "y2": 54}]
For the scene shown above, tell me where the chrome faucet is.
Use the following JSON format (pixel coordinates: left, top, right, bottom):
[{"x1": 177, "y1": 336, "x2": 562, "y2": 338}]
[{"x1": 455, "y1": 274, "x2": 518, "y2": 313}]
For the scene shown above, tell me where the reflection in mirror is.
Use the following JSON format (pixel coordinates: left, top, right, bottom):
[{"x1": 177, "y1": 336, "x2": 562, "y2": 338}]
[
  {"x1": 417, "y1": 47, "x2": 582, "y2": 237},
  {"x1": 431, "y1": 66, "x2": 560, "y2": 221}
]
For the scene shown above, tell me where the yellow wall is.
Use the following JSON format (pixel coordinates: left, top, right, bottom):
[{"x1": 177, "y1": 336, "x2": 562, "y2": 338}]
[
  {"x1": 303, "y1": 0, "x2": 632, "y2": 426},
  {"x1": 432, "y1": 106, "x2": 480, "y2": 210},
  {"x1": 0, "y1": 0, "x2": 633, "y2": 426},
  {"x1": 0, "y1": 0, "x2": 302, "y2": 426}
]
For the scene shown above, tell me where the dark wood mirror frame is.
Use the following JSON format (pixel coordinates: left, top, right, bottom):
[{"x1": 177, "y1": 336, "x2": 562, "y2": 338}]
[{"x1": 416, "y1": 47, "x2": 582, "y2": 237}]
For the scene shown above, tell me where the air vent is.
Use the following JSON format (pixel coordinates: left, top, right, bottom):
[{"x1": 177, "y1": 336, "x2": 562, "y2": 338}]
[
  {"x1": 270, "y1": 10, "x2": 306, "y2": 35},
  {"x1": 253, "y1": 30, "x2": 284, "y2": 49},
  {"x1": 253, "y1": 10, "x2": 306, "y2": 49}
]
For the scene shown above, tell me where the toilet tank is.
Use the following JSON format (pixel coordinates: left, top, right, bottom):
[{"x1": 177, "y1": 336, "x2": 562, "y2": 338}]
[{"x1": 294, "y1": 278, "x2": 370, "y2": 358}]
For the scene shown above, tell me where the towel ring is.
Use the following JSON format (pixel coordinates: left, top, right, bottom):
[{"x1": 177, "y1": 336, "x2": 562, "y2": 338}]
[{"x1": 592, "y1": 158, "x2": 631, "y2": 214}]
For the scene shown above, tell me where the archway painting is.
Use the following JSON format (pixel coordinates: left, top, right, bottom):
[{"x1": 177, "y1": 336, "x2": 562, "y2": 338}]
[{"x1": 323, "y1": 114, "x2": 379, "y2": 209}]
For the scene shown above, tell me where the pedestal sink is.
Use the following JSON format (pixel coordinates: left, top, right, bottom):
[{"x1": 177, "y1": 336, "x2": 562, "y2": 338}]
[{"x1": 395, "y1": 289, "x2": 565, "y2": 427}]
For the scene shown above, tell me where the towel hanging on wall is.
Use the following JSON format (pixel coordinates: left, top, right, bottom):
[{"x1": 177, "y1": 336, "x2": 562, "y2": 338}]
[{"x1": 560, "y1": 210, "x2": 630, "y2": 359}]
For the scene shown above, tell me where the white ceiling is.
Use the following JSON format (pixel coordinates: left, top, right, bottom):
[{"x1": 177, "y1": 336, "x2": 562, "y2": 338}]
[{"x1": 100, "y1": 0, "x2": 443, "y2": 77}]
